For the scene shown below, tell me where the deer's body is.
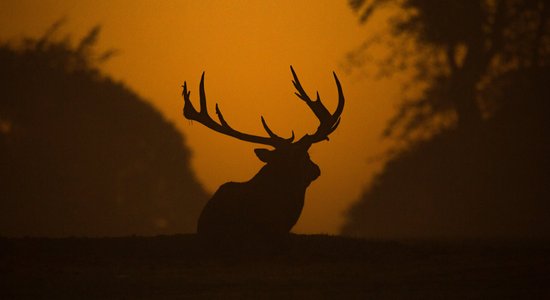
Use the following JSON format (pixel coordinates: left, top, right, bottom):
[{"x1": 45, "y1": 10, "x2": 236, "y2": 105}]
[
  {"x1": 197, "y1": 180, "x2": 305, "y2": 237},
  {"x1": 197, "y1": 157, "x2": 320, "y2": 237},
  {"x1": 182, "y1": 66, "x2": 344, "y2": 240}
]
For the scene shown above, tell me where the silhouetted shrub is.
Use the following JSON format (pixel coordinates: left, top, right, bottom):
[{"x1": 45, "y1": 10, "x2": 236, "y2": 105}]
[
  {"x1": 343, "y1": 68, "x2": 550, "y2": 238},
  {"x1": 0, "y1": 26, "x2": 208, "y2": 237}
]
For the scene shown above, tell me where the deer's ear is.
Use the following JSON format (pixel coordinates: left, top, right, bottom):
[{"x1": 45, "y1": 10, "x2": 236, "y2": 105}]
[{"x1": 254, "y1": 148, "x2": 274, "y2": 163}]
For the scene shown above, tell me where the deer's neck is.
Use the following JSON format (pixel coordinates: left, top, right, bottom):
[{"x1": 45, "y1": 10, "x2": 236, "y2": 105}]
[{"x1": 249, "y1": 166, "x2": 307, "y2": 193}]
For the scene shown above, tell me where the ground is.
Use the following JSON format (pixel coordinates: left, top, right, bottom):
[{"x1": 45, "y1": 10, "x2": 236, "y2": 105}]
[{"x1": 1, "y1": 234, "x2": 548, "y2": 299}]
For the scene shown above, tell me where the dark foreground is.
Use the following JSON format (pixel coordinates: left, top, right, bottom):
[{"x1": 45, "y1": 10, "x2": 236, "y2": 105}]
[{"x1": 1, "y1": 235, "x2": 549, "y2": 299}]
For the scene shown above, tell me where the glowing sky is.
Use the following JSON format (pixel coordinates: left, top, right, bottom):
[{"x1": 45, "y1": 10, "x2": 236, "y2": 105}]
[{"x1": 0, "y1": 0, "x2": 403, "y2": 234}]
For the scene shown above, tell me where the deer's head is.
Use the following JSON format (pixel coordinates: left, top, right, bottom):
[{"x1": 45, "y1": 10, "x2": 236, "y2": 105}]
[{"x1": 182, "y1": 66, "x2": 344, "y2": 187}]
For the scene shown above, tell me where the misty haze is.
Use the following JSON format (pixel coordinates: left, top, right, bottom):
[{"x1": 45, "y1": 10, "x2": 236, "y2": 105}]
[{"x1": 1, "y1": 0, "x2": 549, "y2": 298}]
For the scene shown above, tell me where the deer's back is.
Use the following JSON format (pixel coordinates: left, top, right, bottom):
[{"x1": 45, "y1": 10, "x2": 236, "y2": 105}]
[{"x1": 196, "y1": 181, "x2": 304, "y2": 237}]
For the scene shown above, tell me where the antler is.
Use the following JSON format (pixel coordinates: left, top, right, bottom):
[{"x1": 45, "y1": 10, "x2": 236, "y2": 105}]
[
  {"x1": 182, "y1": 72, "x2": 294, "y2": 147},
  {"x1": 290, "y1": 66, "x2": 345, "y2": 145}
]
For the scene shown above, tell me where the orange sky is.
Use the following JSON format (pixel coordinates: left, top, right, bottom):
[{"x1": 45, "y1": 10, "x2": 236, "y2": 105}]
[{"x1": 0, "y1": 0, "x2": 404, "y2": 234}]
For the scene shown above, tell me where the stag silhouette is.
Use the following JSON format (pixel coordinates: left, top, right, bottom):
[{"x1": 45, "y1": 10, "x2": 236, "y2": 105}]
[{"x1": 182, "y1": 66, "x2": 344, "y2": 241}]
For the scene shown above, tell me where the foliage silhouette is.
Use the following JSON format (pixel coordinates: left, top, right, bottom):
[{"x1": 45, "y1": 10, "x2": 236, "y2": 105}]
[
  {"x1": 343, "y1": 71, "x2": 550, "y2": 238},
  {"x1": 182, "y1": 67, "x2": 344, "y2": 242},
  {"x1": 348, "y1": 0, "x2": 549, "y2": 139},
  {"x1": 0, "y1": 25, "x2": 208, "y2": 237},
  {"x1": 343, "y1": 1, "x2": 550, "y2": 238}
]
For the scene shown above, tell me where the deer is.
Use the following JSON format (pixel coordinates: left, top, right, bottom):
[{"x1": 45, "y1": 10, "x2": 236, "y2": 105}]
[{"x1": 181, "y1": 66, "x2": 344, "y2": 242}]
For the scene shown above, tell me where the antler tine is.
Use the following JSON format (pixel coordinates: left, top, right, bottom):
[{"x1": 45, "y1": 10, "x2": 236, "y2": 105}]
[
  {"x1": 182, "y1": 73, "x2": 293, "y2": 147},
  {"x1": 290, "y1": 66, "x2": 345, "y2": 144},
  {"x1": 261, "y1": 116, "x2": 295, "y2": 142},
  {"x1": 331, "y1": 70, "x2": 345, "y2": 126},
  {"x1": 290, "y1": 66, "x2": 332, "y2": 121}
]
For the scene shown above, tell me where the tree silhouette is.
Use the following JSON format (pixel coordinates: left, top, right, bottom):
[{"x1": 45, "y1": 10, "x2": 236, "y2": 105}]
[
  {"x1": 343, "y1": 1, "x2": 550, "y2": 238},
  {"x1": 348, "y1": 0, "x2": 548, "y2": 138},
  {"x1": 0, "y1": 24, "x2": 208, "y2": 237}
]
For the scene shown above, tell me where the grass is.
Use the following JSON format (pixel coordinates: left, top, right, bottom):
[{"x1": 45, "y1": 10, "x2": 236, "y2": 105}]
[{"x1": 1, "y1": 234, "x2": 549, "y2": 299}]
